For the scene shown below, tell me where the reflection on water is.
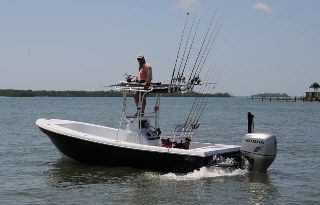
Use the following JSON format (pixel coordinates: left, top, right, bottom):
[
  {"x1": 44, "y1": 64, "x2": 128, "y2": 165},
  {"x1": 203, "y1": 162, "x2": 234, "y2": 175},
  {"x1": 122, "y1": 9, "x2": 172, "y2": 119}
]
[
  {"x1": 44, "y1": 160, "x2": 278, "y2": 204},
  {"x1": 245, "y1": 171, "x2": 279, "y2": 204},
  {"x1": 44, "y1": 159, "x2": 144, "y2": 188}
]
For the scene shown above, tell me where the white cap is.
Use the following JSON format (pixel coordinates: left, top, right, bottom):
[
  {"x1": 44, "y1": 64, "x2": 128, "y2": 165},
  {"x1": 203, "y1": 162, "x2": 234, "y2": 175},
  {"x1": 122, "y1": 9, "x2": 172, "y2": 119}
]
[{"x1": 137, "y1": 54, "x2": 145, "y2": 59}]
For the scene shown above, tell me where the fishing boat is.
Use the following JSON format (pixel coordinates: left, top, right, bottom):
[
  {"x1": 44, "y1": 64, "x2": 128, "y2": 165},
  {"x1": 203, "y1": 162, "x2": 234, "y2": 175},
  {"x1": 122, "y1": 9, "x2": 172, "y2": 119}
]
[
  {"x1": 36, "y1": 81, "x2": 276, "y2": 173},
  {"x1": 36, "y1": 12, "x2": 277, "y2": 173}
]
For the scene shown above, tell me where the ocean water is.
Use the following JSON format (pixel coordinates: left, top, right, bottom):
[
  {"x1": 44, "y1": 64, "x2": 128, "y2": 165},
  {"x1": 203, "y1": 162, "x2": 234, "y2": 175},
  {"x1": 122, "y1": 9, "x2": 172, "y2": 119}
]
[{"x1": 0, "y1": 97, "x2": 319, "y2": 204}]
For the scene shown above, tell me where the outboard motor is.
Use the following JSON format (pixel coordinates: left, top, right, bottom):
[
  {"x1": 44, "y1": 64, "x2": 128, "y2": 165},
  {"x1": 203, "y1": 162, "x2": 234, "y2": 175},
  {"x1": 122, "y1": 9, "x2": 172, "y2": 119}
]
[{"x1": 240, "y1": 133, "x2": 277, "y2": 172}]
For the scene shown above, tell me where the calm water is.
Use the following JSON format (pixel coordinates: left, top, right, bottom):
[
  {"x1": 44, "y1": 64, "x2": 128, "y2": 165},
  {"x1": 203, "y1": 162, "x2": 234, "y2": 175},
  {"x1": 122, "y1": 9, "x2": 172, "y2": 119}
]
[{"x1": 0, "y1": 97, "x2": 319, "y2": 204}]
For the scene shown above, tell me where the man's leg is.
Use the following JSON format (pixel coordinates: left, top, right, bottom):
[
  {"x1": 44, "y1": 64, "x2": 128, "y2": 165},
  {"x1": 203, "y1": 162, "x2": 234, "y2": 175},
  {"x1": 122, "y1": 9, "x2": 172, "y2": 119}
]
[
  {"x1": 141, "y1": 96, "x2": 146, "y2": 114},
  {"x1": 134, "y1": 92, "x2": 146, "y2": 115},
  {"x1": 134, "y1": 92, "x2": 139, "y2": 108}
]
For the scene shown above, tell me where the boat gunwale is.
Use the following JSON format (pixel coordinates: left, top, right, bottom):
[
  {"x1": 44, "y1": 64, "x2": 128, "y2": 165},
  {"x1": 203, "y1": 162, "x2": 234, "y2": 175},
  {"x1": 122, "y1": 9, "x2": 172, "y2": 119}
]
[{"x1": 36, "y1": 118, "x2": 240, "y2": 157}]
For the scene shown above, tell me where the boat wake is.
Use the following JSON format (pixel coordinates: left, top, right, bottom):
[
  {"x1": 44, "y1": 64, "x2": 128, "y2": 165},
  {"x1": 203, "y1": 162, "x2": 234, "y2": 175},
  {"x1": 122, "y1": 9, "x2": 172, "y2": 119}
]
[{"x1": 145, "y1": 166, "x2": 247, "y2": 181}]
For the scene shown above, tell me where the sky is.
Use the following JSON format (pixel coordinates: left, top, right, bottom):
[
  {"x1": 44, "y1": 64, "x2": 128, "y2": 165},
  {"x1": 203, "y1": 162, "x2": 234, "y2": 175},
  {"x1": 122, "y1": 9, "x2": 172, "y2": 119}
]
[{"x1": 0, "y1": 0, "x2": 319, "y2": 96}]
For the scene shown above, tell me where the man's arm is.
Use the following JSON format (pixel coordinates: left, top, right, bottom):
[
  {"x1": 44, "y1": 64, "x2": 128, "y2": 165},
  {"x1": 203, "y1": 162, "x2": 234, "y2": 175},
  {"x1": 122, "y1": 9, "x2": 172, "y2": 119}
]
[{"x1": 146, "y1": 65, "x2": 152, "y2": 83}]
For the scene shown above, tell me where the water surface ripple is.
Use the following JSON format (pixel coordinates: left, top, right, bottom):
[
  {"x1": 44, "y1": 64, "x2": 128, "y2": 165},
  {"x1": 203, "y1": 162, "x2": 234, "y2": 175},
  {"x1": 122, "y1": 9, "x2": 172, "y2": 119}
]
[{"x1": 0, "y1": 97, "x2": 319, "y2": 204}]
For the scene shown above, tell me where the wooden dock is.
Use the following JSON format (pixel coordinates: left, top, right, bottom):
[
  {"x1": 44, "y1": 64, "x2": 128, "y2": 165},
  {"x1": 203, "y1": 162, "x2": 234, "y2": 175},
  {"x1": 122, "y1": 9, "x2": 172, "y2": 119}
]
[{"x1": 248, "y1": 96, "x2": 304, "y2": 102}]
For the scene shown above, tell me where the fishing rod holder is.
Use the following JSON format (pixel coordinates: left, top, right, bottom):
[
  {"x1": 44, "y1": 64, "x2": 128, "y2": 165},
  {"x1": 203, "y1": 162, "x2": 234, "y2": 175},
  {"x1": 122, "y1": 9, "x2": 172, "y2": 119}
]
[
  {"x1": 190, "y1": 76, "x2": 201, "y2": 85},
  {"x1": 176, "y1": 74, "x2": 186, "y2": 83}
]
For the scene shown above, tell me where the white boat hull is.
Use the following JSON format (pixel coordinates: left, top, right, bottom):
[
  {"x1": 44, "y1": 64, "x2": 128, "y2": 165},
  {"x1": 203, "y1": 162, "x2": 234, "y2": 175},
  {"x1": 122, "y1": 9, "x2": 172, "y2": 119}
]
[{"x1": 36, "y1": 119, "x2": 243, "y2": 173}]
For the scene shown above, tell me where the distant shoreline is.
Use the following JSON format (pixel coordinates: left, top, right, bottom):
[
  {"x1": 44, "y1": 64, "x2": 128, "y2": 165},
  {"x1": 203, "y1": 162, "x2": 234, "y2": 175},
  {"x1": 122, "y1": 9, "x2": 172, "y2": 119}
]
[
  {"x1": 250, "y1": 93, "x2": 289, "y2": 97},
  {"x1": 0, "y1": 89, "x2": 231, "y2": 97}
]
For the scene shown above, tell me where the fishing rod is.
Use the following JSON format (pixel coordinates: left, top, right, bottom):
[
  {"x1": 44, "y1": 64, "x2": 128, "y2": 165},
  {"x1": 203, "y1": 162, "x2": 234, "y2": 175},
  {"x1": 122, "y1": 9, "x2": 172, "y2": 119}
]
[
  {"x1": 184, "y1": 80, "x2": 212, "y2": 127},
  {"x1": 188, "y1": 67, "x2": 217, "y2": 124},
  {"x1": 170, "y1": 12, "x2": 190, "y2": 88},
  {"x1": 187, "y1": 10, "x2": 217, "y2": 89},
  {"x1": 190, "y1": 19, "x2": 222, "y2": 90},
  {"x1": 179, "y1": 16, "x2": 201, "y2": 83},
  {"x1": 186, "y1": 64, "x2": 220, "y2": 127},
  {"x1": 190, "y1": 65, "x2": 222, "y2": 126},
  {"x1": 184, "y1": 67, "x2": 216, "y2": 126},
  {"x1": 191, "y1": 65, "x2": 223, "y2": 127},
  {"x1": 197, "y1": 21, "x2": 222, "y2": 75},
  {"x1": 184, "y1": 20, "x2": 222, "y2": 127},
  {"x1": 175, "y1": 12, "x2": 197, "y2": 83},
  {"x1": 189, "y1": 19, "x2": 221, "y2": 92},
  {"x1": 184, "y1": 20, "x2": 221, "y2": 120},
  {"x1": 191, "y1": 20, "x2": 218, "y2": 78}
]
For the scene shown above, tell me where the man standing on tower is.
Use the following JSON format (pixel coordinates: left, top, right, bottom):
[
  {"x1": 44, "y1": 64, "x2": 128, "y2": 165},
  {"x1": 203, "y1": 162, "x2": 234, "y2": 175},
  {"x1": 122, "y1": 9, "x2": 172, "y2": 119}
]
[{"x1": 134, "y1": 54, "x2": 152, "y2": 115}]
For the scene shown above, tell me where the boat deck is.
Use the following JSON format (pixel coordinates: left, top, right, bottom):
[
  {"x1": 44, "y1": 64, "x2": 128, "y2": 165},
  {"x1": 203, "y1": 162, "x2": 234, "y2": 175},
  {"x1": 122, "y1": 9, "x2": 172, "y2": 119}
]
[{"x1": 189, "y1": 142, "x2": 240, "y2": 156}]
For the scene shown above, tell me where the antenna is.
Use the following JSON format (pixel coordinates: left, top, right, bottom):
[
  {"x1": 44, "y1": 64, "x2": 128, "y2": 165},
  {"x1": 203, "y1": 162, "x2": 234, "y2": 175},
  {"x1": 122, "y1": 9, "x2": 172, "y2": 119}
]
[{"x1": 170, "y1": 12, "x2": 190, "y2": 89}]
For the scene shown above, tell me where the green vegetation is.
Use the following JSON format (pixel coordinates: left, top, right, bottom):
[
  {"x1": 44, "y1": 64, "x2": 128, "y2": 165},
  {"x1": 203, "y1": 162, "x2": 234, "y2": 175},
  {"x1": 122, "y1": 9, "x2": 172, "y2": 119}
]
[
  {"x1": 0, "y1": 89, "x2": 231, "y2": 97},
  {"x1": 251, "y1": 93, "x2": 289, "y2": 97},
  {"x1": 0, "y1": 89, "x2": 122, "y2": 97},
  {"x1": 309, "y1": 82, "x2": 320, "y2": 92}
]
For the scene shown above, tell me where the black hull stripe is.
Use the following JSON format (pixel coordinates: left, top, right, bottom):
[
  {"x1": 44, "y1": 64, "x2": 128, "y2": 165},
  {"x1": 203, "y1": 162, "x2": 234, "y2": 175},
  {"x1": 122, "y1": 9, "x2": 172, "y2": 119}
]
[{"x1": 39, "y1": 127, "x2": 208, "y2": 173}]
